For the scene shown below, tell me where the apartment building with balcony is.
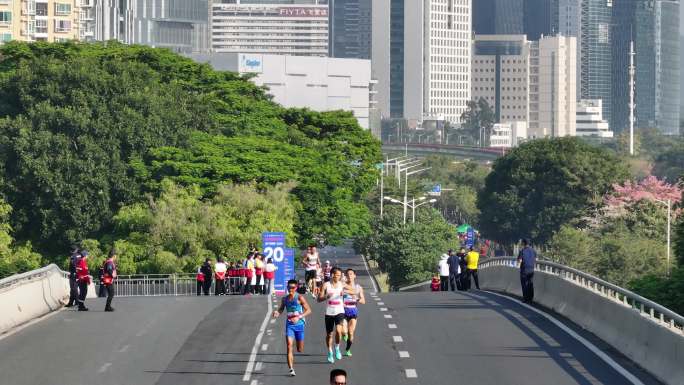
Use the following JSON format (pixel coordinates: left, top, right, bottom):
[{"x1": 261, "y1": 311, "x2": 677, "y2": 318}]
[{"x1": 0, "y1": 0, "x2": 80, "y2": 44}]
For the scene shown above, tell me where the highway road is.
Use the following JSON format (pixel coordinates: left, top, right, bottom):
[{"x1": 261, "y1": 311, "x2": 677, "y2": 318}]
[{"x1": 0, "y1": 244, "x2": 662, "y2": 385}]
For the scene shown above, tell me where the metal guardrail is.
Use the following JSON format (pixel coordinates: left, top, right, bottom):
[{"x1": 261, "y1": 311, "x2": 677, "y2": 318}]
[
  {"x1": 111, "y1": 274, "x2": 245, "y2": 297},
  {"x1": 0, "y1": 264, "x2": 68, "y2": 293},
  {"x1": 479, "y1": 257, "x2": 684, "y2": 335}
]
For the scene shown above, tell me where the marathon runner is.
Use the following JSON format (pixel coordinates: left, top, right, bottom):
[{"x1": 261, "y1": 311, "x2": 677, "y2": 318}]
[
  {"x1": 318, "y1": 266, "x2": 346, "y2": 363},
  {"x1": 323, "y1": 260, "x2": 332, "y2": 282},
  {"x1": 272, "y1": 279, "x2": 312, "y2": 376},
  {"x1": 342, "y1": 268, "x2": 365, "y2": 357},
  {"x1": 302, "y1": 245, "x2": 320, "y2": 295}
]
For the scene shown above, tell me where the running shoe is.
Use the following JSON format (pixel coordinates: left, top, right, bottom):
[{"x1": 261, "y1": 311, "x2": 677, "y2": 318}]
[
  {"x1": 335, "y1": 345, "x2": 342, "y2": 360},
  {"x1": 327, "y1": 351, "x2": 335, "y2": 363},
  {"x1": 289, "y1": 368, "x2": 296, "y2": 377},
  {"x1": 345, "y1": 349, "x2": 352, "y2": 357},
  {"x1": 342, "y1": 334, "x2": 348, "y2": 342}
]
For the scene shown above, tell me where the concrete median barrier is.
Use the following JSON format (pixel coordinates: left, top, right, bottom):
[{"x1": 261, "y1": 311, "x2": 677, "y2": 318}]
[
  {"x1": 0, "y1": 265, "x2": 70, "y2": 335},
  {"x1": 479, "y1": 264, "x2": 684, "y2": 385}
]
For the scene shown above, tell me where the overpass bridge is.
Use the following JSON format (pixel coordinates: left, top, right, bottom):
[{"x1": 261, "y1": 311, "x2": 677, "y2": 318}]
[
  {"x1": 382, "y1": 143, "x2": 507, "y2": 162},
  {"x1": 0, "y1": 245, "x2": 681, "y2": 385}
]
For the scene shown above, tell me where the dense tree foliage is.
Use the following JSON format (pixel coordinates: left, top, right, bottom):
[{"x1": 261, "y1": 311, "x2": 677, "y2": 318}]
[
  {"x1": 652, "y1": 143, "x2": 684, "y2": 183},
  {"x1": 459, "y1": 99, "x2": 495, "y2": 146},
  {"x1": 355, "y1": 206, "x2": 457, "y2": 289},
  {"x1": 478, "y1": 137, "x2": 629, "y2": 246},
  {"x1": 0, "y1": 41, "x2": 380, "y2": 264},
  {"x1": 0, "y1": 198, "x2": 43, "y2": 278}
]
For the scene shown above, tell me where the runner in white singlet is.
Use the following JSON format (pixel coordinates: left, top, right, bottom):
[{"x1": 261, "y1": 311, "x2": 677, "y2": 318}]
[
  {"x1": 341, "y1": 268, "x2": 365, "y2": 357},
  {"x1": 302, "y1": 245, "x2": 320, "y2": 295},
  {"x1": 318, "y1": 266, "x2": 345, "y2": 363}
]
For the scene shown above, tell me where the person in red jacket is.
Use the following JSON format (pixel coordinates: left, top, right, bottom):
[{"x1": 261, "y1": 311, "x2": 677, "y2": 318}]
[
  {"x1": 102, "y1": 250, "x2": 117, "y2": 312},
  {"x1": 75, "y1": 250, "x2": 91, "y2": 311}
]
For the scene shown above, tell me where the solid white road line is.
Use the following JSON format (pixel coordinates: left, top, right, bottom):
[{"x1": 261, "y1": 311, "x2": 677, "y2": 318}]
[
  {"x1": 405, "y1": 369, "x2": 418, "y2": 378},
  {"x1": 484, "y1": 291, "x2": 645, "y2": 385},
  {"x1": 243, "y1": 295, "x2": 273, "y2": 382},
  {"x1": 388, "y1": 324, "x2": 397, "y2": 329},
  {"x1": 361, "y1": 254, "x2": 379, "y2": 294},
  {"x1": 398, "y1": 351, "x2": 410, "y2": 358},
  {"x1": 393, "y1": 336, "x2": 403, "y2": 342}
]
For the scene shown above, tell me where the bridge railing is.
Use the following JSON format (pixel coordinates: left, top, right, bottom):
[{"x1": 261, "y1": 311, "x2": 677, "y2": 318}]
[
  {"x1": 0, "y1": 264, "x2": 68, "y2": 293},
  {"x1": 112, "y1": 274, "x2": 243, "y2": 297},
  {"x1": 480, "y1": 257, "x2": 684, "y2": 335}
]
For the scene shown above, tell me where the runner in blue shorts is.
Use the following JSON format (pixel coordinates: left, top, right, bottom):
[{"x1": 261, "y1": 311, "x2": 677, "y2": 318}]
[
  {"x1": 342, "y1": 268, "x2": 365, "y2": 357},
  {"x1": 273, "y1": 279, "x2": 312, "y2": 376}
]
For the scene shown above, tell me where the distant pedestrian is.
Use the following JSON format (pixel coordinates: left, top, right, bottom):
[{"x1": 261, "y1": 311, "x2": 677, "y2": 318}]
[
  {"x1": 457, "y1": 248, "x2": 467, "y2": 290},
  {"x1": 196, "y1": 265, "x2": 205, "y2": 296},
  {"x1": 330, "y1": 368, "x2": 347, "y2": 385},
  {"x1": 65, "y1": 246, "x2": 79, "y2": 307},
  {"x1": 200, "y1": 258, "x2": 213, "y2": 296},
  {"x1": 465, "y1": 246, "x2": 480, "y2": 290},
  {"x1": 255, "y1": 254, "x2": 265, "y2": 294},
  {"x1": 264, "y1": 257, "x2": 277, "y2": 295},
  {"x1": 215, "y1": 257, "x2": 227, "y2": 295},
  {"x1": 75, "y1": 250, "x2": 91, "y2": 311},
  {"x1": 517, "y1": 239, "x2": 537, "y2": 303},
  {"x1": 244, "y1": 253, "x2": 255, "y2": 295},
  {"x1": 446, "y1": 249, "x2": 460, "y2": 291},
  {"x1": 438, "y1": 252, "x2": 450, "y2": 291},
  {"x1": 102, "y1": 250, "x2": 117, "y2": 312}
]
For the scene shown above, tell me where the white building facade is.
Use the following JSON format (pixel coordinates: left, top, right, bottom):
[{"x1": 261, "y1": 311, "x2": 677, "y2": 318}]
[
  {"x1": 529, "y1": 35, "x2": 577, "y2": 138},
  {"x1": 211, "y1": 1, "x2": 328, "y2": 56},
  {"x1": 490, "y1": 121, "x2": 527, "y2": 148},
  {"x1": 188, "y1": 53, "x2": 373, "y2": 129},
  {"x1": 576, "y1": 99, "x2": 613, "y2": 138},
  {"x1": 402, "y1": 0, "x2": 471, "y2": 123},
  {"x1": 472, "y1": 34, "x2": 530, "y2": 125}
]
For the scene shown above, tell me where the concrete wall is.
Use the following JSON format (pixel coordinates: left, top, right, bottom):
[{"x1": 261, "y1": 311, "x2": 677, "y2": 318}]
[
  {"x1": 480, "y1": 265, "x2": 684, "y2": 385},
  {"x1": 0, "y1": 265, "x2": 97, "y2": 335}
]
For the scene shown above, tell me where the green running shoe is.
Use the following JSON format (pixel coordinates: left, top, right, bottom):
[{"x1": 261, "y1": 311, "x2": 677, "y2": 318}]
[
  {"x1": 342, "y1": 334, "x2": 348, "y2": 342},
  {"x1": 345, "y1": 349, "x2": 352, "y2": 357}
]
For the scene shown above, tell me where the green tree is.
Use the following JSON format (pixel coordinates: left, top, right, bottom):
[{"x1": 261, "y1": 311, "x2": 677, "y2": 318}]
[
  {"x1": 478, "y1": 137, "x2": 629, "y2": 246},
  {"x1": 0, "y1": 199, "x2": 43, "y2": 279},
  {"x1": 652, "y1": 143, "x2": 684, "y2": 183},
  {"x1": 630, "y1": 268, "x2": 684, "y2": 315},
  {"x1": 357, "y1": 206, "x2": 457, "y2": 289},
  {"x1": 460, "y1": 99, "x2": 495, "y2": 146},
  {"x1": 676, "y1": 218, "x2": 684, "y2": 266}
]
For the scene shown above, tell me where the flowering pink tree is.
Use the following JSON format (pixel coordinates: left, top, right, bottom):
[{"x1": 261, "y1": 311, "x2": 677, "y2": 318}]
[{"x1": 603, "y1": 175, "x2": 682, "y2": 218}]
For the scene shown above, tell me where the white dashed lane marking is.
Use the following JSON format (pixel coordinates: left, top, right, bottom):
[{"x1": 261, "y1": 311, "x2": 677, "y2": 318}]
[
  {"x1": 393, "y1": 336, "x2": 403, "y2": 342},
  {"x1": 261, "y1": 344, "x2": 268, "y2": 351},
  {"x1": 255, "y1": 362, "x2": 263, "y2": 371},
  {"x1": 97, "y1": 363, "x2": 112, "y2": 374},
  {"x1": 405, "y1": 369, "x2": 418, "y2": 378},
  {"x1": 250, "y1": 380, "x2": 258, "y2": 385},
  {"x1": 388, "y1": 324, "x2": 397, "y2": 329},
  {"x1": 380, "y1": 307, "x2": 388, "y2": 311},
  {"x1": 384, "y1": 314, "x2": 392, "y2": 319},
  {"x1": 399, "y1": 351, "x2": 410, "y2": 358},
  {"x1": 378, "y1": 302, "x2": 385, "y2": 306}
]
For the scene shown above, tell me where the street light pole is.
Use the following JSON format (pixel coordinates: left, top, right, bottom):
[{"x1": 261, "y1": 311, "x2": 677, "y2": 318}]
[
  {"x1": 403, "y1": 168, "x2": 430, "y2": 224},
  {"x1": 655, "y1": 198, "x2": 673, "y2": 276}
]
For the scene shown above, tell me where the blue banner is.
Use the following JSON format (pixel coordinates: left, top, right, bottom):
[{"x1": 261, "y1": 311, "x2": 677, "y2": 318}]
[
  {"x1": 262, "y1": 232, "x2": 287, "y2": 294},
  {"x1": 466, "y1": 228, "x2": 475, "y2": 249},
  {"x1": 278, "y1": 248, "x2": 295, "y2": 293}
]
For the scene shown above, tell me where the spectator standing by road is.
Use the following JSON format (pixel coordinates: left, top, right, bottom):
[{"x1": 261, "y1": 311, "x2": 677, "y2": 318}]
[
  {"x1": 457, "y1": 248, "x2": 467, "y2": 290},
  {"x1": 465, "y1": 246, "x2": 480, "y2": 290},
  {"x1": 446, "y1": 249, "x2": 461, "y2": 291},
  {"x1": 102, "y1": 250, "x2": 117, "y2": 312},
  {"x1": 200, "y1": 258, "x2": 213, "y2": 296},
  {"x1": 65, "y1": 246, "x2": 79, "y2": 307},
  {"x1": 438, "y1": 252, "x2": 450, "y2": 291},
  {"x1": 255, "y1": 254, "x2": 265, "y2": 294},
  {"x1": 215, "y1": 257, "x2": 228, "y2": 295},
  {"x1": 75, "y1": 250, "x2": 91, "y2": 311},
  {"x1": 517, "y1": 239, "x2": 537, "y2": 303},
  {"x1": 264, "y1": 257, "x2": 277, "y2": 295},
  {"x1": 244, "y1": 253, "x2": 255, "y2": 295}
]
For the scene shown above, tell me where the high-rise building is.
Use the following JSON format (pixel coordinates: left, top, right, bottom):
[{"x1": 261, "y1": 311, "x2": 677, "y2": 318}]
[
  {"x1": 387, "y1": 0, "x2": 471, "y2": 123},
  {"x1": 576, "y1": 99, "x2": 613, "y2": 137},
  {"x1": 0, "y1": 0, "x2": 82, "y2": 44},
  {"x1": 211, "y1": 0, "x2": 329, "y2": 56},
  {"x1": 472, "y1": 35, "x2": 531, "y2": 124},
  {"x1": 529, "y1": 35, "x2": 577, "y2": 137},
  {"x1": 371, "y1": 0, "x2": 391, "y2": 118},
  {"x1": 612, "y1": 0, "x2": 680, "y2": 135},
  {"x1": 580, "y1": 0, "x2": 612, "y2": 126},
  {"x1": 93, "y1": 0, "x2": 209, "y2": 53},
  {"x1": 473, "y1": 0, "x2": 523, "y2": 35},
  {"x1": 329, "y1": 0, "x2": 371, "y2": 59}
]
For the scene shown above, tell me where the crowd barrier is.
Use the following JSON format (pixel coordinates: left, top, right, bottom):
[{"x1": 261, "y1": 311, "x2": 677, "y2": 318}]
[{"x1": 110, "y1": 274, "x2": 249, "y2": 296}]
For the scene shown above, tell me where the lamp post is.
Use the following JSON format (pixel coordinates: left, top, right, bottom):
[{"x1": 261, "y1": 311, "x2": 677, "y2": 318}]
[
  {"x1": 384, "y1": 196, "x2": 437, "y2": 224},
  {"x1": 403, "y1": 167, "x2": 430, "y2": 224},
  {"x1": 655, "y1": 198, "x2": 672, "y2": 276},
  {"x1": 396, "y1": 160, "x2": 423, "y2": 187}
]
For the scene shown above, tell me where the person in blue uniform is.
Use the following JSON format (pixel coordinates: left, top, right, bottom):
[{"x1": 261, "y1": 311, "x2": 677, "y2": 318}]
[{"x1": 273, "y1": 279, "x2": 312, "y2": 377}]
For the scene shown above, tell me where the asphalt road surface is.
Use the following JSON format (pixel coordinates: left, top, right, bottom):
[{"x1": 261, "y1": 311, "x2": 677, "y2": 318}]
[{"x1": 0, "y1": 243, "x2": 661, "y2": 385}]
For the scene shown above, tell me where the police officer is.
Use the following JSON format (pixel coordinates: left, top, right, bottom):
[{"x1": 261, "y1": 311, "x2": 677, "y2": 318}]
[
  {"x1": 75, "y1": 250, "x2": 91, "y2": 311},
  {"x1": 65, "y1": 246, "x2": 80, "y2": 307},
  {"x1": 102, "y1": 250, "x2": 117, "y2": 312}
]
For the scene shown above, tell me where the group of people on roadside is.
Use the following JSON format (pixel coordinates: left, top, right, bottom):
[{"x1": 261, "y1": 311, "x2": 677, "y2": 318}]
[
  {"x1": 271, "y1": 245, "x2": 366, "y2": 377},
  {"x1": 435, "y1": 246, "x2": 481, "y2": 292},
  {"x1": 66, "y1": 246, "x2": 117, "y2": 312},
  {"x1": 434, "y1": 239, "x2": 538, "y2": 303},
  {"x1": 196, "y1": 249, "x2": 277, "y2": 296}
]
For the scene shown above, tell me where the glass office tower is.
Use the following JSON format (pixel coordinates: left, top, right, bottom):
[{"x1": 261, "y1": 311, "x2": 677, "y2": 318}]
[
  {"x1": 329, "y1": 0, "x2": 372, "y2": 59},
  {"x1": 580, "y1": 0, "x2": 613, "y2": 127}
]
